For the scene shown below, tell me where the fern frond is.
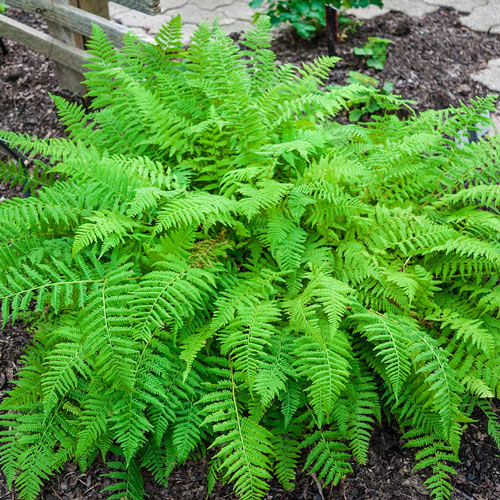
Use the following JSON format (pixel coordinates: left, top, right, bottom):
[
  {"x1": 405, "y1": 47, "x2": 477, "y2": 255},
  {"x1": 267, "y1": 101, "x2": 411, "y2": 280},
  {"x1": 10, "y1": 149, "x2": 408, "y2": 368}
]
[
  {"x1": 219, "y1": 301, "x2": 280, "y2": 389},
  {"x1": 477, "y1": 400, "x2": 500, "y2": 449},
  {"x1": 154, "y1": 14, "x2": 184, "y2": 56},
  {"x1": 80, "y1": 264, "x2": 139, "y2": 390},
  {"x1": 131, "y1": 256, "x2": 216, "y2": 341},
  {"x1": 350, "y1": 309, "x2": 412, "y2": 398},
  {"x1": 109, "y1": 395, "x2": 152, "y2": 466},
  {"x1": 301, "y1": 426, "x2": 352, "y2": 487},
  {"x1": 72, "y1": 210, "x2": 140, "y2": 256},
  {"x1": 172, "y1": 399, "x2": 204, "y2": 462},
  {"x1": 404, "y1": 429, "x2": 459, "y2": 500},
  {"x1": 410, "y1": 330, "x2": 464, "y2": 439},
  {"x1": 101, "y1": 452, "x2": 146, "y2": 500},
  {"x1": 41, "y1": 340, "x2": 91, "y2": 412},
  {"x1": 272, "y1": 433, "x2": 300, "y2": 490},
  {"x1": 293, "y1": 333, "x2": 351, "y2": 425},
  {"x1": 202, "y1": 377, "x2": 273, "y2": 500},
  {"x1": 154, "y1": 192, "x2": 237, "y2": 232}
]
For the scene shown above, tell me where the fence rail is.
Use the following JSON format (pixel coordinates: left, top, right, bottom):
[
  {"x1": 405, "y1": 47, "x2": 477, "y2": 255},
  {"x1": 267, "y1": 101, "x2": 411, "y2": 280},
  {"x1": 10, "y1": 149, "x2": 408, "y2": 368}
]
[
  {"x1": 0, "y1": 0, "x2": 159, "y2": 94},
  {"x1": 0, "y1": 14, "x2": 87, "y2": 71},
  {"x1": 6, "y1": 0, "x2": 130, "y2": 46}
]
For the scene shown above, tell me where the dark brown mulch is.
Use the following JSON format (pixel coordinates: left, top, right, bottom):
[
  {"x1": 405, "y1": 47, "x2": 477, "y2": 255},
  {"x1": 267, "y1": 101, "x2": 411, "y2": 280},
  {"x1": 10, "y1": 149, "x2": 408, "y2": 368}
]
[
  {"x1": 269, "y1": 7, "x2": 500, "y2": 112},
  {"x1": 0, "y1": 10, "x2": 84, "y2": 200},
  {"x1": 1, "y1": 5, "x2": 500, "y2": 500}
]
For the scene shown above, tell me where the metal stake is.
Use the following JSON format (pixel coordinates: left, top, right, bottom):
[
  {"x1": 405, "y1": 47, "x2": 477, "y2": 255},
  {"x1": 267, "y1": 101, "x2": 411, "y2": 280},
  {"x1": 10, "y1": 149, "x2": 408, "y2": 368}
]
[
  {"x1": 325, "y1": 5, "x2": 339, "y2": 57},
  {"x1": 0, "y1": 37, "x2": 8, "y2": 56}
]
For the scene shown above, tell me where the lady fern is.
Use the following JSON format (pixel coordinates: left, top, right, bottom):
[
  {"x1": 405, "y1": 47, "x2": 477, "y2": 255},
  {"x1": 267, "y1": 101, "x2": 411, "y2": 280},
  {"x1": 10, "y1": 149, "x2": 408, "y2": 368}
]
[{"x1": 0, "y1": 14, "x2": 500, "y2": 500}]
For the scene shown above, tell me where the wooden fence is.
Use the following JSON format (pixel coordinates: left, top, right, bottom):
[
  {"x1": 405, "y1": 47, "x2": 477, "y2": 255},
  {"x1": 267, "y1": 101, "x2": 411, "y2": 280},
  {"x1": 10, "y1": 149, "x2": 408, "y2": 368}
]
[{"x1": 0, "y1": 0, "x2": 160, "y2": 94}]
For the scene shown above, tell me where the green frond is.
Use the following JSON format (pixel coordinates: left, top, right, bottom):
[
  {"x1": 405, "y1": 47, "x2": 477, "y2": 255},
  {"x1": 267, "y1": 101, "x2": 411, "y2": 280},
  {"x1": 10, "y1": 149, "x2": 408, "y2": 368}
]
[
  {"x1": 102, "y1": 453, "x2": 145, "y2": 500},
  {"x1": 301, "y1": 426, "x2": 352, "y2": 487},
  {"x1": 51, "y1": 94, "x2": 93, "y2": 144},
  {"x1": 172, "y1": 399, "x2": 204, "y2": 462},
  {"x1": 109, "y1": 395, "x2": 152, "y2": 466},
  {"x1": 0, "y1": 183, "x2": 83, "y2": 232},
  {"x1": 272, "y1": 433, "x2": 300, "y2": 489},
  {"x1": 279, "y1": 379, "x2": 302, "y2": 428},
  {"x1": 438, "y1": 184, "x2": 500, "y2": 211},
  {"x1": 80, "y1": 264, "x2": 139, "y2": 390},
  {"x1": 477, "y1": 400, "x2": 500, "y2": 449},
  {"x1": 404, "y1": 429, "x2": 459, "y2": 500},
  {"x1": 76, "y1": 390, "x2": 112, "y2": 458},
  {"x1": 0, "y1": 157, "x2": 54, "y2": 193},
  {"x1": 140, "y1": 438, "x2": 175, "y2": 488},
  {"x1": 131, "y1": 256, "x2": 216, "y2": 341},
  {"x1": 238, "y1": 180, "x2": 292, "y2": 220},
  {"x1": 201, "y1": 378, "x2": 273, "y2": 500},
  {"x1": 266, "y1": 212, "x2": 307, "y2": 272},
  {"x1": 154, "y1": 14, "x2": 184, "y2": 56},
  {"x1": 3, "y1": 407, "x2": 75, "y2": 500},
  {"x1": 333, "y1": 360, "x2": 380, "y2": 464},
  {"x1": 126, "y1": 187, "x2": 172, "y2": 218},
  {"x1": 0, "y1": 256, "x2": 105, "y2": 324},
  {"x1": 240, "y1": 16, "x2": 276, "y2": 95},
  {"x1": 219, "y1": 301, "x2": 280, "y2": 389},
  {"x1": 73, "y1": 210, "x2": 140, "y2": 256},
  {"x1": 154, "y1": 192, "x2": 237, "y2": 232},
  {"x1": 294, "y1": 333, "x2": 351, "y2": 425},
  {"x1": 428, "y1": 235, "x2": 500, "y2": 273},
  {"x1": 410, "y1": 330, "x2": 464, "y2": 439},
  {"x1": 42, "y1": 341, "x2": 91, "y2": 412},
  {"x1": 350, "y1": 309, "x2": 412, "y2": 398},
  {"x1": 254, "y1": 334, "x2": 295, "y2": 407}
]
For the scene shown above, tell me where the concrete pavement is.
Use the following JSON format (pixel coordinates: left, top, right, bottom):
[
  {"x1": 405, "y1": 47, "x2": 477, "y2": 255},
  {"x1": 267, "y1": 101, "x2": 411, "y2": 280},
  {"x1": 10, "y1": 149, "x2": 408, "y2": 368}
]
[{"x1": 109, "y1": 0, "x2": 256, "y2": 42}]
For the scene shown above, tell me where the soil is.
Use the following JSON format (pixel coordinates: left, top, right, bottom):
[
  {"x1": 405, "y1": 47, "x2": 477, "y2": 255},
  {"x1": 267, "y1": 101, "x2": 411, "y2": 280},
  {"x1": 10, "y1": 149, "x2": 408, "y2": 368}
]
[
  {"x1": 1, "y1": 6, "x2": 500, "y2": 500},
  {"x1": 269, "y1": 8, "x2": 500, "y2": 113}
]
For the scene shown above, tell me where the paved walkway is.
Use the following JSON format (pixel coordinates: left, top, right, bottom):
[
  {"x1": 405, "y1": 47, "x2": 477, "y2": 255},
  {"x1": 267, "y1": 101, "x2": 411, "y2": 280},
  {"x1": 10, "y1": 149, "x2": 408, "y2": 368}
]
[
  {"x1": 109, "y1": 0, "x2": 257, "y2": 42},
  {"x1": 109, "y1": 0, "x2": 500, "y2": 110}
]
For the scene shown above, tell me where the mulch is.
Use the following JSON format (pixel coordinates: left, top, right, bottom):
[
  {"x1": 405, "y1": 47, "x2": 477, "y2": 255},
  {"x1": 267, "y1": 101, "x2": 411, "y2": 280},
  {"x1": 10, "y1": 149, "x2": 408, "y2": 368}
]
[
  {"x1": 269, "y1": 7, "x2": 500, "y2": 112},
  {"x1": 1, "y1": 6, "x2": 500, "y2": 500}
]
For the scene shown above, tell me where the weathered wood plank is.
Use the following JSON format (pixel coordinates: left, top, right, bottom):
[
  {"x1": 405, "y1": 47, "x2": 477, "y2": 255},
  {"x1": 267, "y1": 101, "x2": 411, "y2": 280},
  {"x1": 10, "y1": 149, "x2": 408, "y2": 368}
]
[
  {"x1": 0, "y1": 14, "x2": 88, "y2": 72},
  {"x1": 6, "y1": 0, "x2": 128, "y2": 46},
  {"x1": 47, "y1": 0, "x2": 86, "y2": 95},
  {"x1": 112, "y1": 0, "x2": 160, "y2": 16},
  {"x1": 78, "y1": 0, "x2": 110, "y2": 20}
]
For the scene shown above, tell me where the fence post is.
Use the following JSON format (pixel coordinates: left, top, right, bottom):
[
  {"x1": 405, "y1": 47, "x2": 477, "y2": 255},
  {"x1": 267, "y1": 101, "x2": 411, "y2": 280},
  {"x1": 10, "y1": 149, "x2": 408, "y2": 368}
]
[{"x1": 47, "y1": 0, "x2": 109, "y2": 95}]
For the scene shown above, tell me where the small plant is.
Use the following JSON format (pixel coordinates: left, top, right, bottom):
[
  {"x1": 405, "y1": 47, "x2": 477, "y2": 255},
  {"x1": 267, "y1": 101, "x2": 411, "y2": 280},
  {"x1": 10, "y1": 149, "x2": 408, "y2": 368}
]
[
  {"x1": 0, "y1": 15, "x2": 500, "y2": 500},
  {"x1": 0, "y1": 2, "x2": 8, "y2": 13},
  {"x1": 250, "y1": 0, "x2": 384, "y2": 39},
  {"x1": 346, "y1": 70, "x2": 402, "y2": 121},
  {"x1": 338, "y1": 12, "x2": 362, "y2": 40},
  {"x1": 353, "y1": 36, "x2": 392, "y2": 69}
]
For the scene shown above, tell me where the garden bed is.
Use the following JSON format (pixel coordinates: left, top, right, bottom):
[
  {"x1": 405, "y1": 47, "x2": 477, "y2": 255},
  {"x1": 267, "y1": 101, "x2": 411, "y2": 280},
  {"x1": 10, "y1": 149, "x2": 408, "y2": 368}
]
[
  {"x1": 269, "y1": 7, "x2": 500, "y2": 114},
  {"x1": 1, "y1": 6, "x2": 500, "y2": 500}
]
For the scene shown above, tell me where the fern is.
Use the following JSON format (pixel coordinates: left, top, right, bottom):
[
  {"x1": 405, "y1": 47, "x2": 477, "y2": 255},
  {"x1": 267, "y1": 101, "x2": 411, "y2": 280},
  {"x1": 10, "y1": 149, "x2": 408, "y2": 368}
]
[
  {"x1": 0, "y1": 15, "x2": 499, "y2": 500},
  {"x1": 101, "y1": 452, "x2": 145, "y2": 500},
  {"x1": 201, "y1": 376, "x2": 273, "y2": 500},
  {"x1": 301, "y1": 424, "x2": 353, "y2": 487}
]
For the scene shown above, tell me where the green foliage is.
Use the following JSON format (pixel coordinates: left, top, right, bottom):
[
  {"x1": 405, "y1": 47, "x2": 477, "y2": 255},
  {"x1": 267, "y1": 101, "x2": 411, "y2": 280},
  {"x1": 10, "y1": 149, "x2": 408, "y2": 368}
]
[
  {"x1": 0, "y1": 2, "x2": 7, "y2": 13},
  {"x1": 346, "y1": 71, "x2": 401, "y2": 121},
  {"x1": 0, "y1": 14, "x2": 500, "y2": 500},
  {"x1": 250, "y1": 0, "x2": 384, "y2": 39},
  {"x1": 353, "y1": 36, "x2": 392, "y2": 69}
]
